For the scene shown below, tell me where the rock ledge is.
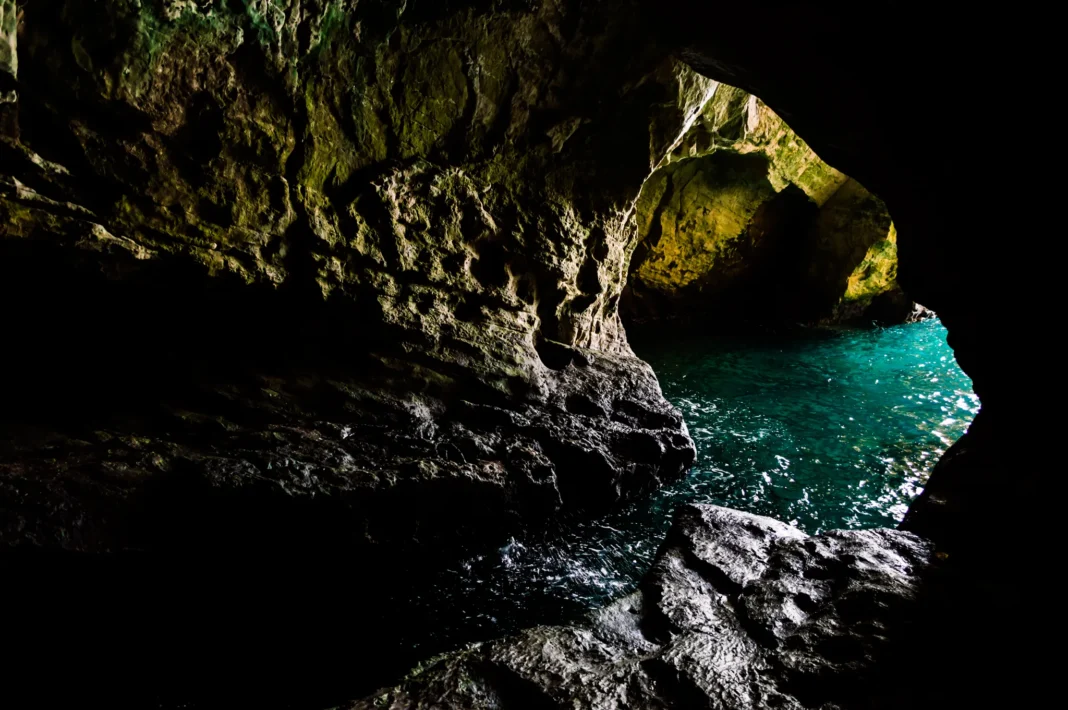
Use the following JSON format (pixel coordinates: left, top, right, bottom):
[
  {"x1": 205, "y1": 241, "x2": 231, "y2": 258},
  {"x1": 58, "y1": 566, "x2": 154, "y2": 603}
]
[{"x1": 354, "y1": 504, "x2": 934, "y2": 710}]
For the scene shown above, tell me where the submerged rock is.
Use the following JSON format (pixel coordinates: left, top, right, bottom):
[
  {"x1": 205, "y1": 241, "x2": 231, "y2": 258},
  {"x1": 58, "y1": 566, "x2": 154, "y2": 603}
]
[{"x1": 353, "y1": 504, "x2": 935, "y2": 709}]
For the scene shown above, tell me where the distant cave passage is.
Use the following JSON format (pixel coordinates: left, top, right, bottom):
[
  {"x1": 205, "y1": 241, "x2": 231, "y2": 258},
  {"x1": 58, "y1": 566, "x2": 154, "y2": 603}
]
[{"x1": 621, "y1": 84, "x2": 918, "y2": 329}]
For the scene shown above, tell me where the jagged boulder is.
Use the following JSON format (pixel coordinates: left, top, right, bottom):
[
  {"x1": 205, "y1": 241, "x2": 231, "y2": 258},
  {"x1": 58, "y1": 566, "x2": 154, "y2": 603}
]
[{"x1": 353, "y1": 504, "x2": 936, "y2": 709}]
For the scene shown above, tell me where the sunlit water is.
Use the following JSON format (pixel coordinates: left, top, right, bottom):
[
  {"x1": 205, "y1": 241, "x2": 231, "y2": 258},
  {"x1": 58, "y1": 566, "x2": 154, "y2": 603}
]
[{"x1": 408, "y1": 319, "x2": 977, "y2": 654}]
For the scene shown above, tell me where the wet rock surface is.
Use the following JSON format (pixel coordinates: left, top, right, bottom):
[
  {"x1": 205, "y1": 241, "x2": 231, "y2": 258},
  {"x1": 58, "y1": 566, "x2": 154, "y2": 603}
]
[{"x1": 352, "y1": 504, "x2": 936, "y2": 710}]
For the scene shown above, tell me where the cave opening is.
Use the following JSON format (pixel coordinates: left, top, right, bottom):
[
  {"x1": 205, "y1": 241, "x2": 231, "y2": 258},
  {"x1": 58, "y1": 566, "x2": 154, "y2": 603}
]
[{"x1": 615, "y1": 81, "x2": 980, "y2": 538}]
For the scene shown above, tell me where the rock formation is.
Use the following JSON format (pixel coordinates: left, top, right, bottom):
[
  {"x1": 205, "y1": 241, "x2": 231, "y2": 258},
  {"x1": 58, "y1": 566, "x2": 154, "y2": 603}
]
[
  {"x1": 1, "y1": 0, "x2": 701, "y2": 555},
  {"x1": 352, "y1": 504, "x2": 937, "y2": 710},
  {"x1": 624, "y1": 80, "x2": 917, "y2": 327}
]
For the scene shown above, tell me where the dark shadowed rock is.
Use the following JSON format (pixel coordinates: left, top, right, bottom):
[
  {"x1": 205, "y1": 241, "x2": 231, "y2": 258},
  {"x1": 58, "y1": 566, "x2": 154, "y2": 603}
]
[
  {"x1": 0, "y1": 348, "x2": 693, "y2": 554},
  {"x1": 351, "y1": 504, "x2": 935, "y2": 709},
  {"x1": 0, "y1": 0, "x2": 699, "y2": 556}
]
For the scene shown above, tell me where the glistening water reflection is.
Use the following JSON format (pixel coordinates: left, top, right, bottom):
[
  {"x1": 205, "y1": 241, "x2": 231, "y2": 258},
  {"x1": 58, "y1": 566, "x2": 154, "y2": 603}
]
[{"x1": 411, "y1": 318, "x2": 977, "y2": 653}]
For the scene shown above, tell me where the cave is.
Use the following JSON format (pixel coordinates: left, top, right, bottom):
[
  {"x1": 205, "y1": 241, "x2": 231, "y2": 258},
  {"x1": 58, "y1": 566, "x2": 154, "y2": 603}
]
[
  {"x1": 0, "y1": 2, "x2": 1040, "y2": 709},
  {"x1": 619, "y1": 82, "x2": 917, "y2": 329}
]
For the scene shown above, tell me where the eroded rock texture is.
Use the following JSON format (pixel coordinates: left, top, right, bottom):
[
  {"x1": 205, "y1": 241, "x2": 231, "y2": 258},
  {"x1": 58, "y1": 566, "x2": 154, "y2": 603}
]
[
  {"x1": 353, "y1": 504, "x2": 936, "y2": 710},
  {"x1": 0, "y1": 0, "x2": 705, "y2": 554},
  {"x1": 0, "y1": 5, "x2": 711, "y2": 704},
  {"x1": 624, "y1": 78, "x2": 919, "y2": 326}
]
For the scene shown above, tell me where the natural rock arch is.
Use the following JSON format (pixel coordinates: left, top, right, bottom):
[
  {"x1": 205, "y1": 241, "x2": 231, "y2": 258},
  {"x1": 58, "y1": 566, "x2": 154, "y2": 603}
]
[{"x1": 621, "y1": 79, "x2": 914, "y2": 328}]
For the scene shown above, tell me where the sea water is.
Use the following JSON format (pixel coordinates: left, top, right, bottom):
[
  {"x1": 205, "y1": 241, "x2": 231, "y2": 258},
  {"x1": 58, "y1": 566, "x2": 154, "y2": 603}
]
[{"x1": 410, "y1": 318, "x2": 977, "y2": 652}]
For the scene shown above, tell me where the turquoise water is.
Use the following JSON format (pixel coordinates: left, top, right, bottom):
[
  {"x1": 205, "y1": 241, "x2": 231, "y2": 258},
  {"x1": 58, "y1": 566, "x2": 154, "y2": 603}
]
[
  {"x1": 639, "y1": 318, "x2": 978, "y2": 532},
  {"x1": 413, "y1": 319, "x2": 978, "y2": 649}
]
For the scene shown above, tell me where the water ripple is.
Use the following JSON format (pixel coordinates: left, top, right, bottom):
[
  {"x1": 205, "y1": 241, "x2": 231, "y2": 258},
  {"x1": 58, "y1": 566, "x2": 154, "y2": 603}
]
[{"x1": 408, "y1": 319, "x2": 976, "y2": 654}]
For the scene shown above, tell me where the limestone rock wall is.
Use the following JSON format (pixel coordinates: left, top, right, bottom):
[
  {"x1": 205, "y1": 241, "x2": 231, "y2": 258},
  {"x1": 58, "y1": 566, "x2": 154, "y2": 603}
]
[
  {"x1": 4, "y1": 0, "x2": 683, "y2": 361},
  {"x1": 0, "y1": 1, "x2": 15, "y2": 125},
  {"x1": 815, "y1": 190, "x2": 919, "y2": 323},
  {"x1": 0, "y1": 0, "x2": 710, "y2": 553}
]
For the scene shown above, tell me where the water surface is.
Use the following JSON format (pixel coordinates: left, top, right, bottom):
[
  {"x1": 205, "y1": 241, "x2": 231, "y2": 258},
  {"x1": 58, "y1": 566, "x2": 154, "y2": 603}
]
[{"x1": 411, "y1": 319, "x2": 977, "y2": 651}]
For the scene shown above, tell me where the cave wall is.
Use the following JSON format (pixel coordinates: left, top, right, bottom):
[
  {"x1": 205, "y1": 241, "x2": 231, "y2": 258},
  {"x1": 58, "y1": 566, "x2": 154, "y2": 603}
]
[
  {"x1": 624, "y1": 75, "x2": 914, "y2": 326},
  {"x1": 5, "y1": 0, "x2": 669, "y2": 361},
  {"x1": 0, "y1": 0, "x2": 718, "y2": 554},
  {"x1": 0, "y1": 0, "x2": 1026, "y2": 555},
  {"x1": 1, "y1": 2, "x2": 711, "y2": 699},
  {"x1": 815, "y1": 186, "x2": 915, "y2": 323},
  {"x1": 0, "y1": 2, "x2": 14, "y2": 126}
]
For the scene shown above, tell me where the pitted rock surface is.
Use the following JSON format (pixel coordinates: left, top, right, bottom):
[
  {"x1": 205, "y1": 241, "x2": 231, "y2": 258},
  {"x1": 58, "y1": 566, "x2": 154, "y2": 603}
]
[{"x1": 1, "y1": 0, "x2": 701, "y2": 553}]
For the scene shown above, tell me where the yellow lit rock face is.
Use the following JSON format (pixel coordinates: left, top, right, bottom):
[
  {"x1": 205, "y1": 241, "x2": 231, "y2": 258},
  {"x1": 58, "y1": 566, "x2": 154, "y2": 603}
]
[
  {"x1": 0, "y1": 1, "x2": 15, "y2": 79},
  {"x1": 627, "y1": 65, "x2": 907, "y2": 324},
  {"x1": 800, "y1": 177, "x2": 894, "y2": 309},
  {"x1": 632, "y1": 152, "x2": 776, "y2": 292},
  {"x1": 0, "y1": 0, "x2": 16, "y2": 134},
  {"x1": 828, "y1": 219, "x2": 915, "y2": 324},
  {"x1": 663, "y1": 82, "x2": 850, "y2": 206},
  {"x1": 845, "y1": 221, "x2": 898, "y2": 301}
]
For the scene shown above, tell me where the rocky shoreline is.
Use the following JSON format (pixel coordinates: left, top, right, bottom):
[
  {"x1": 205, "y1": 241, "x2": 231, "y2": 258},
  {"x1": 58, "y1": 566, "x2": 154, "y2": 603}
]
[{"x1": 351, "y1": 504, "x2": 938, "y2": 709}]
